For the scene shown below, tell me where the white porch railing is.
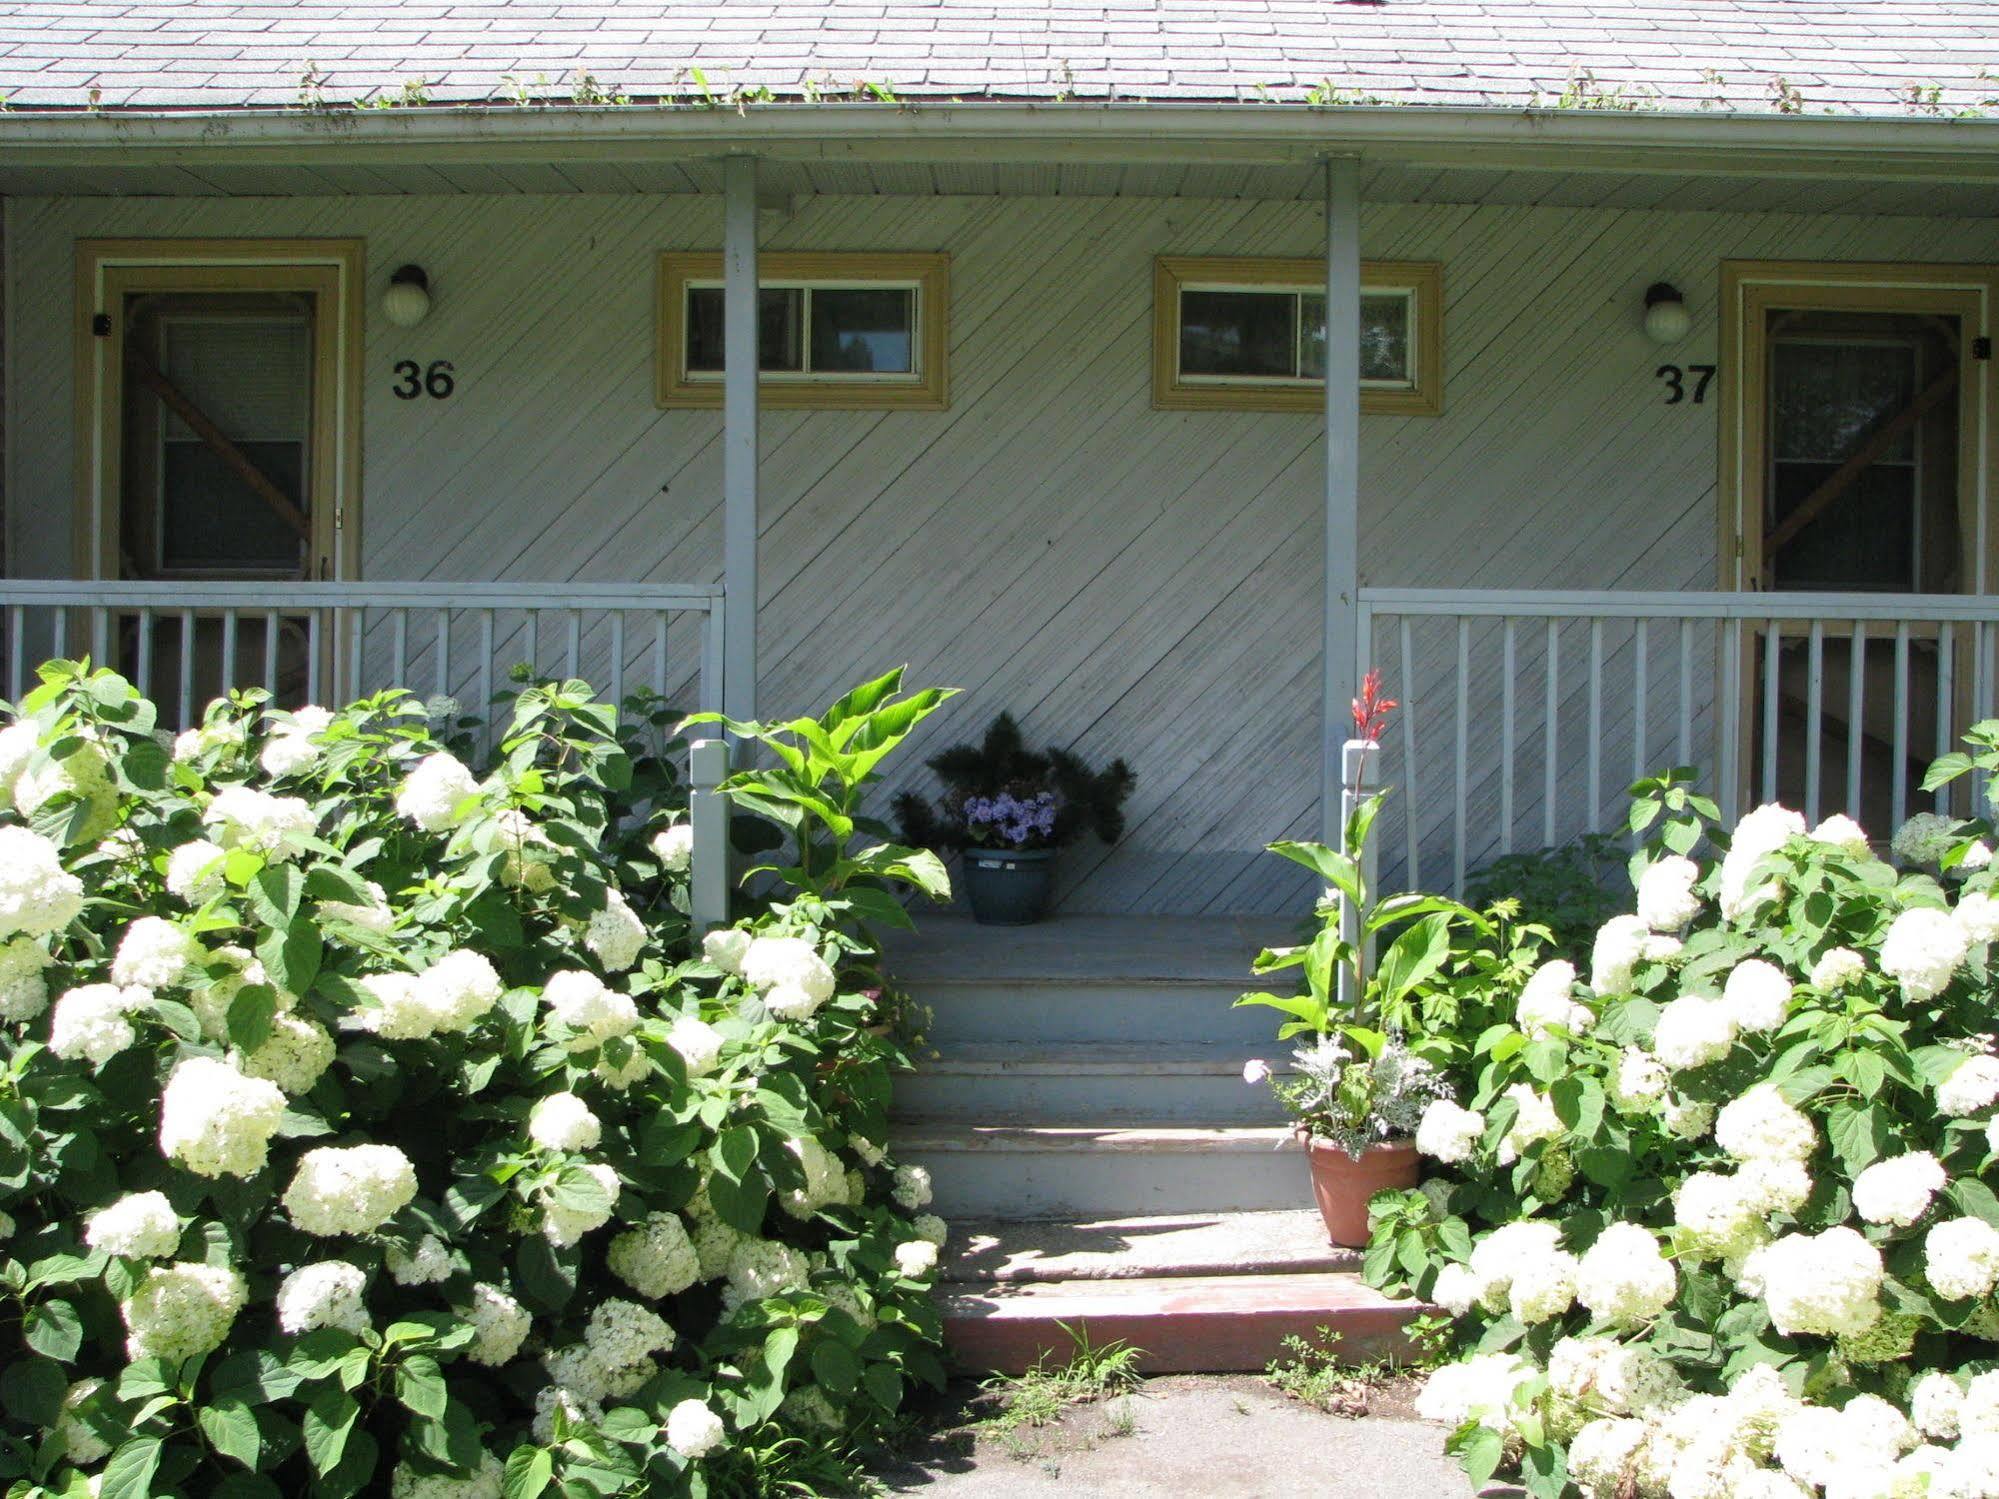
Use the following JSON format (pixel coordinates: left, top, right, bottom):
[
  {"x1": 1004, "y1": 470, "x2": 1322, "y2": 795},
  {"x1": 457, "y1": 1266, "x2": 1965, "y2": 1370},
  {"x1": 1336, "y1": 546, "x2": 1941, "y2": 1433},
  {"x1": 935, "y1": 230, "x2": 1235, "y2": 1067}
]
[
  {"x1": 1356, "y1": 589, "x2": 1999, "y2": 895},
  {"x1": 0, "y1": 579, "x2": 732, "y2": 927}
]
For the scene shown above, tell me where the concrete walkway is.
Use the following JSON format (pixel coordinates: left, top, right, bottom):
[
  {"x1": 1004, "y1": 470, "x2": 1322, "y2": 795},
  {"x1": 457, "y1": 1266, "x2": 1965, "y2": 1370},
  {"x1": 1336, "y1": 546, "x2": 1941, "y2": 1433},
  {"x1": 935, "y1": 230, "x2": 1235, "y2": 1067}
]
[{"x1": 869, "y1": 1375, "x2": 1485, "y2": 1498}]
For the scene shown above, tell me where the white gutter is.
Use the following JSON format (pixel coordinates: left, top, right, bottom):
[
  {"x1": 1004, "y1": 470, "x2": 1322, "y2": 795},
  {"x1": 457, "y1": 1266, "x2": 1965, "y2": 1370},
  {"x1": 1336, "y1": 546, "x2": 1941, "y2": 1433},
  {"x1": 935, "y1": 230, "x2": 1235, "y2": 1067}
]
[{"x1": 4, "y1": 101, "x2": 1999, "y2": 182}]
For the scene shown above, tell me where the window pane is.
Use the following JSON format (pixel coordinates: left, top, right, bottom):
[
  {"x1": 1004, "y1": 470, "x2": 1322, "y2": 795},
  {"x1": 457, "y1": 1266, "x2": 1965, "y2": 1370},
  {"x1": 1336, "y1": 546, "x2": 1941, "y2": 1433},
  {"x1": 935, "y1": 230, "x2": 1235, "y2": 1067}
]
[
  {"x1": 161, "y1": 441, "x2": 305, "y2": 571},
  {"x1": 1296, "y1": 292, "x2": 1411, "y2": 383},
  {"x1": 1180, "y1": 290, "x2": 1297, "y2": 377},
  {"x1": 810, "y1": 288, "x2": 914, "y2": 373},
  {"x1": 685, "y1": 287, "x2": 804, "y2": 372},
  {"x1": 1772, "y1": 339, "x2": 1917, "y2": 464}
]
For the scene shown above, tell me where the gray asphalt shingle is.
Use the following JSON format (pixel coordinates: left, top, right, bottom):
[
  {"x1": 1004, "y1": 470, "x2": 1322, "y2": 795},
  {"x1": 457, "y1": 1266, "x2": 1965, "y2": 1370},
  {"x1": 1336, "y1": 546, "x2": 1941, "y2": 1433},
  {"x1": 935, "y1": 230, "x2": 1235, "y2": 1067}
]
[{"x1": 0, "y1": 0, "x2": 1994, "y2": 114}]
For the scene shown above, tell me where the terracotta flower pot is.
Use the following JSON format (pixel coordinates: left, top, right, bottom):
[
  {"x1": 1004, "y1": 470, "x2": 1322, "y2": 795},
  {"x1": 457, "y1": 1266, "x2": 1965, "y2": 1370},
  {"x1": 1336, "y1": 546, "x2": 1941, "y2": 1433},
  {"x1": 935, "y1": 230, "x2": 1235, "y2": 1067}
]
[{"x1": 1303, "y1": 1136, "x2": 1421, "y2": 1248}]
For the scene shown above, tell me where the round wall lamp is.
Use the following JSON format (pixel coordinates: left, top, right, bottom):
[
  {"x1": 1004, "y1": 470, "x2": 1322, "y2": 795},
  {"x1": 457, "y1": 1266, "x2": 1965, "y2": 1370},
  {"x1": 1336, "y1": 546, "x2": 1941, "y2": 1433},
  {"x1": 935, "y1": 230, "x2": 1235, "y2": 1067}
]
[
  {"x1": 382, "y1": 264, "x2": 432, "y2": 328},
  {"x1": 1643, "y1": 281, "x2": 1690, "y2": 345}
]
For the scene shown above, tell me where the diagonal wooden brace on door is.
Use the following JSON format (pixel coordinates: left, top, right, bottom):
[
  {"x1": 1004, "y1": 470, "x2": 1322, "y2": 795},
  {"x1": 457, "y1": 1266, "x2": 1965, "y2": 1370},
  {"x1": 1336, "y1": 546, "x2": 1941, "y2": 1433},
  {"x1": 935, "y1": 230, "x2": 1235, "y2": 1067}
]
[
  {"x1": 124, "y1": 347, "x2": 312, "y2": 544},
  {"x1": 1762, "y1": 363, "x2": 1959, "y2": 564}
]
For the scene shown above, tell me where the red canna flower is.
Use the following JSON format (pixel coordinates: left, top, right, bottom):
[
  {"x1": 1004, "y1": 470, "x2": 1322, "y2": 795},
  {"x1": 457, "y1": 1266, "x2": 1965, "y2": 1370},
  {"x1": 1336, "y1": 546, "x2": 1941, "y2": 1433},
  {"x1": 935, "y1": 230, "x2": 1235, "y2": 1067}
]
[{"x1": 1351, "y1": 668, "x2": 1398, "y2": 743}]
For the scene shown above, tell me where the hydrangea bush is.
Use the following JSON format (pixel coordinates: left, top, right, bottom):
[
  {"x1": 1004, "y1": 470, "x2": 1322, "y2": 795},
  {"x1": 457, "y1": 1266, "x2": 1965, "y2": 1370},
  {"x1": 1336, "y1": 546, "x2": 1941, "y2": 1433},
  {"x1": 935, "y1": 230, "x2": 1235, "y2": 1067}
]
[
  {"x1": 1375, "y1": 748, "x2": 1999, "y2": 1498},
  {"x1": 0, "y1": 660, "x2": 952, "y2": 1499}
]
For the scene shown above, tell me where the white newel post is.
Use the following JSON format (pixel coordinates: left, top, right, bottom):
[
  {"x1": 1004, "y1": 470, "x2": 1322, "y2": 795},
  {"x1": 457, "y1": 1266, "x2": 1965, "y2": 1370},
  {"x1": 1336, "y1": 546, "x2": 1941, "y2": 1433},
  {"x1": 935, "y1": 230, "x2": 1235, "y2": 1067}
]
[
  {"x1": 721, "y1": 154, "x2": 760, "y2": 733},
  {"x1": 688, "y1": 737, "x2": 731, "y2": 932},
  {"x1": 1320, "y1": 155, "x2": 1363, "y2": 842},
  {"x1": 1338, "y1": 737, "x2": 1379, "y2": 1011}
]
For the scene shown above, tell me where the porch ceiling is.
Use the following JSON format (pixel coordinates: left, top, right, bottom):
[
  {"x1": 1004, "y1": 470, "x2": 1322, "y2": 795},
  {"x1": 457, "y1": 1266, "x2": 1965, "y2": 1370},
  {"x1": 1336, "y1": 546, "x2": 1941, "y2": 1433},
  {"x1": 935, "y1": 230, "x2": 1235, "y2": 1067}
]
[
  {"x1": 10, "y1": 154, "x2": 1999, "y2": 218},
  {"x1": 6, "y1": 103, "x2": 1999, "y2": 216}
]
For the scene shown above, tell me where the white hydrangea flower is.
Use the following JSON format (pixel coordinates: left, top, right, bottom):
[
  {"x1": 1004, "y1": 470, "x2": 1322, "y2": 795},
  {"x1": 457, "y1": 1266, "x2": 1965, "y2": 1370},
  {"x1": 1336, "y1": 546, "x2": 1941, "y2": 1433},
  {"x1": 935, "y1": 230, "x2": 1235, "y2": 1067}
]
[
  {"x1": 1508, "y1": 1247, "x2": 1579, "y2": 1324},
  {"x1": 1662, "y1": 1094, "x2": 1715, "y2": 1140},
  {"x1": 892, "y1": 1162, "x2": 933, "y2": 1209},
  {"x1": 276, "y1": 1260, "x2": 370, "y2": 1336},
  {"x1": 122, "y1": 1261, "x2": 247, "y2": 1362},
  {"x1": 85, "y1": 1190, "x2": 181, "y2": 1260},
  {"x1": 667, "y1": 1014, "x2": 724, "y2": 1078},
  {"x1": 1809, "y1": 814, "x2": 1873, "y2": 858},
  {"x1": 1651, "y1": 995, "x2": 1738, "y2": 1072},
  {"x1": 543, "y1": 969, "x2": 639, "y2": 1044},
  {"x1": 1610, "y1": 1048, "x2": 1668, "y2": 1111},
  {"x1": 1894, "y1": 812, "x2": 1961, "y2": 865},
  {"x1": 0, "y1": 826, "x2": 85, "y2": 939},
  {"x1": 1591, "y1": 918, "x2": 1663, "y2": 999},
  {"x1": 665, "y1": 1398, "x2": 726, "y2": 1459},
  {"x1": 723, "y1": 1237, "x2": 812, "y2": 1309},
  {"x1": 1721, "y1": 958, "x2": 1792, "y2": 1033},
  {"x1": 1414, "y1": 1351, "x2": 1537, "y2": 1433},
  {"x1": 164, "y1": 840, "x2": 228, "y2": 904},
  {"x1": 1738, "y1": 1157, "x2": 1811, "y2": 1216},
  {"x1": 415, "y1": 949, "x2": 504, "y2": 1033},
  {"x1": 779, "y1": 1135, "x2": 850, "y2": 1220},
  {"x1": 1911, "y1": 1372, "x2": 1965, "y2": 1441},
  {"x1": 703, "y1": 927, "x2": 752, "y2": 975},
  {"x1": 1719, "y1": 804, "x2": 1805, "y2": 921},
  {"x1": 1851, "y1": 1152, "x2": 1946, "y2": 1227},
  {"x1": 110, "y1": 916, "x2": 199, "y2": 990},
  {"x1": 607, "y1": 1212, "x2": 701, "y2": 1299},
  {"x1": 1961, "y1": 1373, "x2": 1999, "y2": 1438},
  {"x1": 1753, "y1": 1227, "x2": 1882, "y2": 1338},
  {"x1": 1570, "y1": 1416, "x2": 1648, "y2": 1495},
  {"x1": 1809, "y1": 947, "x2": 1866, "y2": 991},
  {"x1": 1715, "y1": 1084, "x2": 1816, "y2": 1164},
  {"x1": 48, "y1": 982, "x2": 147, "y2": 1065},
  {"x1": 1880, "y1": 907, "x2": 1971, "y2": 1001},
  {"x1": 318, "y1": 880, "x2": 395, "y2": 935},
  {"x1": 1637, "y1": 855, "x2": 1702, "y2": 933},
  {"x1": 159, "y1": 1056, "x2": 287, "y2": 1178},
  {"x1": 1519, "y1": 958, "x2": 1593, "y2": 1034},
  {"x1": 201, "y1": 785, "x2": 318, "y2": 863},
  {"x1": 396, "y1": 752, "x2": 481, "y2": 832},
  {"x1": 594, "y1": 1045, "x2": 653, "y2": 1090},
  {"x1": 1415, "y1": 1099, "x2": 1485, "y2": 1164},
  {"x1": 1959, "y1": 892, "x2": 1999, "y2": 945},
  {"x1": 1431, "y1": 1262, "x2": 1483, "y2": 1317},
  {"x1": 740, "y1": 936, "x2": 836, "y2": 1018},
  {"x1": 542, "y1": 1162, "x2": 620, "y2": 1247},
  {"x1": 259, "y1": 730, "x2": 320, "y2": 779},
  {"x1": 894, "y1": 1239, "x2": 940, "y2": 1278},
  {"x1": 0, "y1": 720, "x2": 40, "y2": 805},
  {"x1": 386, "y1": 1235, "x2": 454, "y2": 1287},
  {"x1": 389, "y1": 1454, "x2": 504, "y2": 1499},
  {"x1": 1674, "y1": 1170, "x2": 1774, "y2": 1263},
  {"x1": 233, "y1": 1011, "x2": 337, "y2": 1095},
  {"x1": 54, "y1": 1378, "x2": 111, "y2": 1465},
  {"x1": 283, "y1": 1144, "x2": 420, "y2": 1236},
  {"x1": 14, "y1": 741, "x2": 118, "y2": 842},
  {"x1": 171, "y1": 718, "x2": 247, "y2": 763},
  {"x1": 0, "y1": 936, "x2": 52, "y2": 1024},
  {"x1": 532, "y1": 1384, "x2": 604, "y2": 1443},
  {"x1": 1469, "y1": 1220, "x2": 1565, "y2": 1311},
  {"x1": 1573, "y1": 1222, "x2": 1677, "y2": 1326},
  {"x1": 465, "y1": 1282, "x2": 531, "y2": 1366},
  {"x1": 1938, "y1": 1053, "x2": 1999, "y2": 1117},
  {"x1": 652, "y1": 823, "x2": 694, "y2": 874},
  {"x1": 354, "y1": 972, "x2": 431, "y2": 1040},
  {"x1": 913, "y1": 1213, "x2": 949, "y2": 1246},
  {"x1": 1926, "y1": 1217, "x2": 1999, "y2": 1301},
  {"x1": 529, "y1": 1092, "x2": 603, "y2": 1153},
  {"x1": 584, "y1": 889, "x2": 646, "y2": 972},
  {"x1": 1776, "y1": 1398, "x2": 1913, "y2": 1490},
  {"x1": 1497, "y1": 1082, "x2": 1563, "y2": 1165}
]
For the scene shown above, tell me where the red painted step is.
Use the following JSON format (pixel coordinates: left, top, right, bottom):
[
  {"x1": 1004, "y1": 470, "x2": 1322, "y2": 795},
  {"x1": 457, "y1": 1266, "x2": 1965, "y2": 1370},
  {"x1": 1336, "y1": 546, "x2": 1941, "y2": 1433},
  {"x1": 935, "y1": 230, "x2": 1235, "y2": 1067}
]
[{"x1": 940, "y1": 1271, "x2": 1424, "y2": 1375}]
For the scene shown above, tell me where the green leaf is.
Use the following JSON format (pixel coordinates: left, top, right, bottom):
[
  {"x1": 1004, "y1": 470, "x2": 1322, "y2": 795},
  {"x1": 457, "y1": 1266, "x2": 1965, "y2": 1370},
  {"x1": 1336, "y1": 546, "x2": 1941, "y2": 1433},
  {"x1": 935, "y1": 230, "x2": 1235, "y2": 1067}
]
[
  {"x1": 504, "y1": 1446, "x2": 555, "y2": 1499},
  {"x1": 98, "y1": 1439, "x2": 163, "y2": 1499},
  {"x1": 706, "y1": 1125, "x2": 768, "y2": 1233},
  {"x1": 810, "y1": 1339, "x2": 861, "y2": 1395},
  {"x1": 23, "y1": 1297, "x2": 82, "y2": 1361},
  {"x1": 303, "y1": 1387, "x2": 359, "y2": 1475},
  {"x1": 861, "y1": 1359, "x2": 904, "y2": 1414},
  {"x1": 258, "y1": 917, "x2": 322, "y2": 996},
  {"x1": 547, "y1": 1166, "x2": 614, "y2": 1215},
  {"x1": 1826, "y1": 1101, "x2": 1891, "y2": 1174},
  {"x1": 0, "y1": 1353, "x2": 66, "y2": 1426},
  {"x1": 1952, "y1": 1177, "x2": 1999, "y2": 1229},
  {"x1": 226, "y1": 983, "x2": 279, "y2": 1054},
  {"x1": 395, "y1": 1355, "x2": 449, "y2": 1419},
  {"x1": 198, "y1": 1396, "x2": 263, "y2": 1468}
]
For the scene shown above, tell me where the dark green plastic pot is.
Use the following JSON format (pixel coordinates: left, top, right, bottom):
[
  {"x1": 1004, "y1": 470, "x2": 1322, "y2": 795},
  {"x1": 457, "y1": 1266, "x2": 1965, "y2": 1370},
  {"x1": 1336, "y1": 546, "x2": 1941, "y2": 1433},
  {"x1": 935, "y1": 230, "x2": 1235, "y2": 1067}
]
[{"x1": 962, "y1": 846, "x2": 1056, "y2": 926}]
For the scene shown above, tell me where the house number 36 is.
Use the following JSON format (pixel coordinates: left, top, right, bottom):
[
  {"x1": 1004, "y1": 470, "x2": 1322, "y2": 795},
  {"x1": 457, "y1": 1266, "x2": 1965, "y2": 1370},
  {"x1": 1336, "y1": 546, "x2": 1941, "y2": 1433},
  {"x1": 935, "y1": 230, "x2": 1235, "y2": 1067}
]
[{"x1": 391, "y1": 359, "x2": 455, "y2": 400}]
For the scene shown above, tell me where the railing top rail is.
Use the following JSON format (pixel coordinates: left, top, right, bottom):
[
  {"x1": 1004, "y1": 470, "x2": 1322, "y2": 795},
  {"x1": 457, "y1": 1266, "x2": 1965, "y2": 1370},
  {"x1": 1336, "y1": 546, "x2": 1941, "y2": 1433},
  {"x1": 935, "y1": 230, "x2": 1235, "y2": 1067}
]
[
  {"x1": 0, "y1": 581, "x2": 724, "y2": 610},
  {"x1": 1357, "y1": 588, "x2": 1999, "y2": 623}
]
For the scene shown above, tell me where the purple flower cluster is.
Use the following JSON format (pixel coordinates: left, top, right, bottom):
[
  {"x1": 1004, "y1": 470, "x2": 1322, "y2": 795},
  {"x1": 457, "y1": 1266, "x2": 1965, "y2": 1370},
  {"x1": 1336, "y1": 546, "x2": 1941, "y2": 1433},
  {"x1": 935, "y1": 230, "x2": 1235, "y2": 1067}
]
[{"x1": 962, "y1": 790, "x2": 1059, "y2": 849}]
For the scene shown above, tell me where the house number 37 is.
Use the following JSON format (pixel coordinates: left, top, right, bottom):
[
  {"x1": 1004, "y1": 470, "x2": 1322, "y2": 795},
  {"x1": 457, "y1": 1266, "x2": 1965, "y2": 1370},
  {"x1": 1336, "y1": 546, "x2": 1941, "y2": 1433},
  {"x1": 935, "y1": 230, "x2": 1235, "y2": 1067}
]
[
  {"x1": 1656, "y1": 363, "x2": 1715, "y2": 404},
  {"x1": 391, "y1": 359, "x2": 455, "y2": 400}
]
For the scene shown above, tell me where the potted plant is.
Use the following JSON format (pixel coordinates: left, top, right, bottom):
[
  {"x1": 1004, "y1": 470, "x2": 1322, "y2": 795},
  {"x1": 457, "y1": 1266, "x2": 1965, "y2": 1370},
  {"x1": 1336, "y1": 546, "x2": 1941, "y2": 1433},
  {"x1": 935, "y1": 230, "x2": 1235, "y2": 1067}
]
[
  {"x1": 893, "y1": 712, "x2": 1135, "y2": 926},
  {"x1": 1238, "y1": 672, "x2": 1483, "y2": 1246}
]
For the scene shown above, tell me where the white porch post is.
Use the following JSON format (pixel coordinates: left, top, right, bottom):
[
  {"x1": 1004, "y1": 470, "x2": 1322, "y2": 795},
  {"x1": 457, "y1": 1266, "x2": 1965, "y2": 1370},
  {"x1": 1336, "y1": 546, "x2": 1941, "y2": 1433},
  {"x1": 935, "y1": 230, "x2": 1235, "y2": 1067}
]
[
  {"x1": 722, "y1": 154, "x2": 760, "y2": 729},
  {"x1": 1320, "y1": 156, "x2": 1362, "y2": 841}
]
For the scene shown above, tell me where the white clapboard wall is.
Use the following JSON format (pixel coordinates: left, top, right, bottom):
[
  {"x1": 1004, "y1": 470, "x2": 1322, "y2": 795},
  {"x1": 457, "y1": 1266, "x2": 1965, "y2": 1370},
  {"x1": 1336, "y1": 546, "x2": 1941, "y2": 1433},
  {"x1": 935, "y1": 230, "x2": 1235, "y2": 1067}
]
[{"x1": 8, "y1": 191, "x2": 1998, "y2": 912}]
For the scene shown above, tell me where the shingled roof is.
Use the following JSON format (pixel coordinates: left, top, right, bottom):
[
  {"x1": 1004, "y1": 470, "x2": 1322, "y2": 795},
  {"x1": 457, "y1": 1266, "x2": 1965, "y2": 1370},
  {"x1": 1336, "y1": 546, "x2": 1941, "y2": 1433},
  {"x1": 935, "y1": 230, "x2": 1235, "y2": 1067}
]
[{"x1": 0, "y1": 0, "x2": 1994, "y2": 116}]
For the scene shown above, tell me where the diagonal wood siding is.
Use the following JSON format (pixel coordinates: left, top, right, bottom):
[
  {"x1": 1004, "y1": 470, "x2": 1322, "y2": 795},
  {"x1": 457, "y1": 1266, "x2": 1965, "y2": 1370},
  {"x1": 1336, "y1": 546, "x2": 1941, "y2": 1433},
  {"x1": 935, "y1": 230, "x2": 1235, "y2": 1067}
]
[{"x1": 8, "y1": 191, "x2": 1999, "y2": 913}]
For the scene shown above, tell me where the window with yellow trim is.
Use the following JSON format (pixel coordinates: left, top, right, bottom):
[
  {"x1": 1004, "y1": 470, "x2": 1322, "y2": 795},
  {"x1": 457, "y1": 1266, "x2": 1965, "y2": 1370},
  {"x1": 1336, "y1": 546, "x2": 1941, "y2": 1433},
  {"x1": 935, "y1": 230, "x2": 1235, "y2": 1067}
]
[
  {"x1": 1152, "y1": 257, "x2": 1443, "y2": 415},
  {"x1": 655, "y1": 252, "x2": 950, "y2": 410}
]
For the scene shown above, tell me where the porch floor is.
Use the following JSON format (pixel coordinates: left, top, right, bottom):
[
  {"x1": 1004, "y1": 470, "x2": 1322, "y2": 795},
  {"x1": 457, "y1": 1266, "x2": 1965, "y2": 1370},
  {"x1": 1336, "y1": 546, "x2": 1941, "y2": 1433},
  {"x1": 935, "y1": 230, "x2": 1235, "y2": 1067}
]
[{"x1": 886, "y1": 913, "x2": 1302, "y2": 984}]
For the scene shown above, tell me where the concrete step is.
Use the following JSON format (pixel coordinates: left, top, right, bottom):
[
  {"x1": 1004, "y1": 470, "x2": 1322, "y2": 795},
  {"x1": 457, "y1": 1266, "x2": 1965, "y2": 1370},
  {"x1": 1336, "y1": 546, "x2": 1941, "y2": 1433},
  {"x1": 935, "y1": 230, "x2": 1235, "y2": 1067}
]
[
  {"x1": 912, "y1": 979, "x2": 1278, "y2": 1046},
  {"x1": 895, "y1": 1041, "x2": 1289, "y2": 1125},
  {"x1": 940, "y1": 1270, "x2": 1422, "y2": 1374},
  {"x1": 941, "y1": 1209, "x2": 1355, "y2": 1284},
  {"x1": 896, "y1": 1123, "x2": 1305, "y2": 1218}
]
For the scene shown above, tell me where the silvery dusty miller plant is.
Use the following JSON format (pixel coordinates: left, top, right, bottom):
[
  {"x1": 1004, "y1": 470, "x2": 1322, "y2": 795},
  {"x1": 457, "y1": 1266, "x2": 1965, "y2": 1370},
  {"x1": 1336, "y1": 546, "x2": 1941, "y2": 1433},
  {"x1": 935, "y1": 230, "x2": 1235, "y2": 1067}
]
[{"x1": 0, "y1": 660, "x2": 952, "y2": 1499}]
